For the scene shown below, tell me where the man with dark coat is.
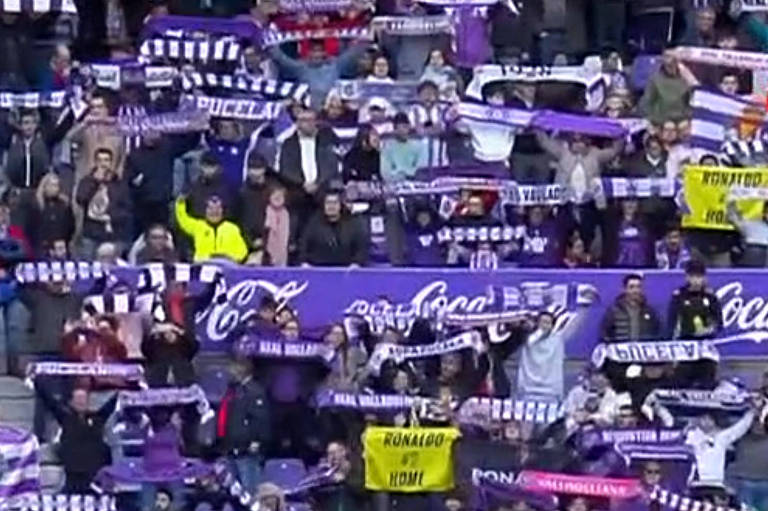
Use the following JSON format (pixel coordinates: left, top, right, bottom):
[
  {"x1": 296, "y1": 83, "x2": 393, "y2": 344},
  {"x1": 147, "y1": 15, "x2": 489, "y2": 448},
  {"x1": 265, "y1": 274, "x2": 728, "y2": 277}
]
[
  {"x1": 236, "y1": 153, "x2": 281, "y2": 252},
  {"x1": 35, "y1": 386, "x2": 116, "y2": 492},
  {"x1": 216, "y1": 359, "x2": 273, "y2": 494},
  {"x1": 600, "y1": 273, "x2": 662, "y2": 343},
  {"x1": 667, "y1": 259, "x2": 722, "y2": 388},
  {"x1": 277, "y1": 108, "x2": 339, "y2": 224},
  {"x1": 298, "y1": 191, "x2": 368, "y2": 266},
  {"x1": 125, "y1": 130, "x2": 200, "y2": 236}
]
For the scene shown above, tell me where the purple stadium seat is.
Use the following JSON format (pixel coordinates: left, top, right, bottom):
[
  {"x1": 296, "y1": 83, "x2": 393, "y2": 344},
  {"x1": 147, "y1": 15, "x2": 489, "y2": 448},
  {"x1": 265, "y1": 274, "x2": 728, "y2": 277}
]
[
  {"x1": 262, "y1": 458, "x2": 307, "y2": 489},
  {"x1": 198, "y1": 368, "x2": 230, "y2": 404}
]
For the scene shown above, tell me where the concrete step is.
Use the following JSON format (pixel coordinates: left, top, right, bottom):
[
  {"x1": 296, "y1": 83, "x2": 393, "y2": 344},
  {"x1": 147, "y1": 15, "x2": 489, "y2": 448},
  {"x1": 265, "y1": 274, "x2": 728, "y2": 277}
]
[
  {"x1": 0, "y1": 376, "x2": 33, "y2": 399},
  {"x1": 40, "y1": 465, "x2": 64, "y2": 493}
]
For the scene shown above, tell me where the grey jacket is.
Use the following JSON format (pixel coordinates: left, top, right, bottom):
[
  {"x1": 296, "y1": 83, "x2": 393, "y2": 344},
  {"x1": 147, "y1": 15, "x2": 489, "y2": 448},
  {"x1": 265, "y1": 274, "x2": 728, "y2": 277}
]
[{"x1": 536, "y1": 131, "x2": 623, "y2": 209}]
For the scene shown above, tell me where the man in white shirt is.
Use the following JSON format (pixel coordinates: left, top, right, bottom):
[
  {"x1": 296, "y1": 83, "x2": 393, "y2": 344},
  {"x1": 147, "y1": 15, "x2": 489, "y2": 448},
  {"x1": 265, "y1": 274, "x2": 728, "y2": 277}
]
[{"x1": 684, "y1": 399, "x2": 760, "y2": 486}]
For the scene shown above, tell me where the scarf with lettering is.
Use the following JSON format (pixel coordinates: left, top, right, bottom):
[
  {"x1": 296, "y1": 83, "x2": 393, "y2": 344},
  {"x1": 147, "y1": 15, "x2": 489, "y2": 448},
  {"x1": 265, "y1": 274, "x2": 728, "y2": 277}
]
[
  {"x1": 0, "y1": 91, "x2": 66, "y2": 109},
  {"x1": 234, "y1": 337, "x2": 336, "y2": 365},
  {"x1": 646, "y1": 388, "x2": 752, "y2": 414},
  {"x1": 116, "y1": 385, "x2": 213, "y2": 422},
  {"x1": 458, "y1": 397, "x2": 563, "y2": 426},
  {"x1": 0, "y1": 0, "x2": 76, "y2": 14},
  {"x1": 473, "y1": 478, "x2": 559, "y2": 511},
  {"x1": 261, "y1": 26, "x2": 372, "y2": 47},
  {"x1": 591, "y1": 341, "x2": 720, "y2": 368},
  {"x1": 370, "y1": 15, "x2": 453, "y2": 36},
  {"x1": 578, "y1": 429, "x2": 685, "y2": 453},
  {"x1": 115, "y1": 109, "x2": 210, "y2": 137},
  {"x1": 86, "y1": 63, "x2": 176, "y2": 90},
  {"x1": 436, "y1": 226, "x2": 515, "y2": 244},
  {"x1": 335, "y1": 80, "x2": 421, "y2": 103},
  {"x1": 180, "y1": 94, "x2": 283, "y2": 120},
  {"x1": 315, "y1": 390, "x2": 417, "y2": 410},
  {"x1": 0, "y1": 495, "x2": 115, "y2": 511},
  {"x1": 366, "y1": 331, "x2": 485, "y2": 374},
  {"x1": 465, "y1": 63, "x2": 605, "y2": 111},
  {"x1": 516, "y1": 470, "x2": 643, "y2": 499},
  {"x1": 25, "y1": 362, "x2": 145, "y2": 384},
  {"x1": 278, "y1": 0, "x2": 358, "y2": 12},
  {"x1": 676, "y1": 46, "x2": 768, "y2": 71},
  {"x1": 180, "y1": 71, "x2": 309, "y2": 103}
]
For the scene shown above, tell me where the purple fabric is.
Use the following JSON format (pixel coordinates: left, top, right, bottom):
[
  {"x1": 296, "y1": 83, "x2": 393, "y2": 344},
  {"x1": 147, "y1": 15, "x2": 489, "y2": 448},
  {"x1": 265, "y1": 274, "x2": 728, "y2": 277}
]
[
  {"x1": 473, "y1": 478, "x2": 559, "y2": 511},
  {"x1": 269, "y1": 364, "x2": 302, "y2": 403},
  {"x1": 405, "y1": 230, "x2": 445, "y2": 266},
  {"x1": 532, "y1": 111, "x2": 627, "y2": 139},
  {"x1": 141, "y1": 15, "x2": 262, "y2": 43},
  {"x1": 109, "y1": 267, "x2": 768, "y2": 358},
  {"x1": 615, "y1": 221, "x2": 650, "y2": 268},
  {"x1": 0, "y1": 479, "x2": 39, "y2": 498},
  {"x1": 453, "y1": 8, "x2": 492, "y2": 68},
  {"x1": 516, "y1": 220, "x2": 561, "y2": 268}
]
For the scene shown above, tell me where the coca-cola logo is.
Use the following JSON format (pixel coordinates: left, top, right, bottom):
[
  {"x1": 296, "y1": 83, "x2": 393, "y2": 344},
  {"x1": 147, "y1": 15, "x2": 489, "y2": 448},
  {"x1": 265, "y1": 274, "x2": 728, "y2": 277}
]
[
  {"x1": 201, "y1": 279, "x2": 308, "y2": 342},
  {"x1": 715, "y1": 282, "x2": 768, "y2": 345}
]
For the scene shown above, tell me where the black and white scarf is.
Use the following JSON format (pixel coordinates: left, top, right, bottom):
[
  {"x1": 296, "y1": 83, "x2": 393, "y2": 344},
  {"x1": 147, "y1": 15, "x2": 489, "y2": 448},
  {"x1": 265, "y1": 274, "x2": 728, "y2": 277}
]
[
  {"x1": 458, "y1": 396, "x2": 563, "y2": 425},
  {"x1": 366, "y1": 331, "x2": 484, "y2": 374},
  {"x1": 260, "y1": 26, "x2": 371, "y2": 47},
  {"x1": 591, "y1": 341, "x2": 720, "y2": 368},
  {"x1": 650, "y1": 487, "x2": 748, "y2": 511},
  {"x1": 25, "y1": 362, "x2": 145, "y2": 385},
  {"x1": 436, "y1": 226, "x2": 516, "y2": 244},
  {"x1": 370, "y1": 15, "x2": 453, "y2": 36}
]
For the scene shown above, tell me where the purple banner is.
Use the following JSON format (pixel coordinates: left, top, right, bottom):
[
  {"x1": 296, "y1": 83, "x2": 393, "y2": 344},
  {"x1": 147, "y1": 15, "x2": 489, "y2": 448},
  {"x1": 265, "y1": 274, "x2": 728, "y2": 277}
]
[{"x1": 193, "y1": 268, "x2": 768, "y2": 358}]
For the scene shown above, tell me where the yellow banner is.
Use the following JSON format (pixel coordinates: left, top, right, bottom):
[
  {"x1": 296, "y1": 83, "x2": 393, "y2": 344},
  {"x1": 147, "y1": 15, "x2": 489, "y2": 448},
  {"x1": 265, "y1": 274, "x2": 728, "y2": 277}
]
[
  {"x1": 681, "y1": 165, "x2": 768, "y2": 230},
  {"x1": 363, "y1": 426, "x2": 460, "y2": 492}
]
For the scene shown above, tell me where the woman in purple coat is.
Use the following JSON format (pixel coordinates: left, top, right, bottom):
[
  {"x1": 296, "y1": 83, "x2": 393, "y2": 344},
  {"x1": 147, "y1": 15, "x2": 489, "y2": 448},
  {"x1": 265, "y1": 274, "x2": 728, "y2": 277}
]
[{"x1": 605, "y1": 199, "x2": 652, "y2": 268}]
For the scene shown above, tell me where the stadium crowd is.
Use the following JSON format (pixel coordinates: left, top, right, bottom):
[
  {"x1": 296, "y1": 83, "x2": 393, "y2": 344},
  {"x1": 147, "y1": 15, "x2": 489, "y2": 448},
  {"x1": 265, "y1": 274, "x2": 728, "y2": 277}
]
[{"x1": 1, "y1": 0, "x2": 768, "y2": 511}]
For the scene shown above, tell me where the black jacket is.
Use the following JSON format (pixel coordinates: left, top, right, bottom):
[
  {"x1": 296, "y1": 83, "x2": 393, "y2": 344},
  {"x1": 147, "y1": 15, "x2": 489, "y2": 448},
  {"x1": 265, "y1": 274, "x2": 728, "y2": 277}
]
[
  {"x1": 5, "y1": 135, "x2": 50, "y2": 189},
  {"x1": 600, "y1": 294, "x2": 662, "y2": 342},
  {"x1": 29, "y1": 198, "x2": 75, "y2": 254},
  {"x1": 342, "y1": 145, "x2": 380, "y2": 182},
  {"x1": 217, "y1": 378, "x2": 273, "y2": 454},
  {"x1": 126, "y1": 134, "x2": 199, "y2": 204},
  {"x1": 36, "y1": 385, "x2": 115, "y2": 478},
  {"x1": 187, "y1": 173, "x2": 234, "y2": 218},
  {"x1": 141, "y1": 332, "x2": 199, "y2": 387},
  {"x1": 278, "y1": 129, "x2": 339, "y2": 189},
  {"x1": 75, "y1": 175, "x2": 134, "y2": 243},
  {"x1": 667, "y1": 285, "x2": 723, "y2": 339},
  {"x1": 299, "y1": 213, "x2": 368, "y2": 266}
]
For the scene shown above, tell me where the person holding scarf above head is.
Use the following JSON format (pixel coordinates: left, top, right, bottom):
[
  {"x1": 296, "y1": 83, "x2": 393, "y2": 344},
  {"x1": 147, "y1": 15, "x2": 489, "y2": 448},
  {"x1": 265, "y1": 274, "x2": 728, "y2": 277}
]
[
  {"x1": 535, "y1": 127, "x2": 623, "y2": 249},
  {"x1": 174, "y1": 194, "x2": 249, "y2": 263}
]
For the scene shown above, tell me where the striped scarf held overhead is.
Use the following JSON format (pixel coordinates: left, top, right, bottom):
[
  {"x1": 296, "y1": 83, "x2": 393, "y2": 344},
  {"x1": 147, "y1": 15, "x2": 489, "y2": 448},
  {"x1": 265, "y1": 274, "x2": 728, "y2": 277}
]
[
  {"x1": 0, "y1": 0, "x2": 77, "y2": 13},
  {"x1": 180, "y1": 71, "x2": 309, "y2": 104},
  {"x1": 458, "y1": 397, "x2": 563, "y2": 425},
  {"x1": 139, "y1": 38, "x2": 242, "y2": 64},
  {"x1": 0, "y1": 495, "x2": 115, "y2": 511}
]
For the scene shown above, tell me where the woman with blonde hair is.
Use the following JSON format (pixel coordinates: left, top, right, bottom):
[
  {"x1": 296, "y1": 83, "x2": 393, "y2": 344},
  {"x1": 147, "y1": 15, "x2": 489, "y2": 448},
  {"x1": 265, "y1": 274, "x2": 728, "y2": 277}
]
[
  {"x1": 256, "y1": 482, "x2": 287, "y2": 511},
  {"x1": 30, "y1": 172, "x2": 74, "y2": 256}
]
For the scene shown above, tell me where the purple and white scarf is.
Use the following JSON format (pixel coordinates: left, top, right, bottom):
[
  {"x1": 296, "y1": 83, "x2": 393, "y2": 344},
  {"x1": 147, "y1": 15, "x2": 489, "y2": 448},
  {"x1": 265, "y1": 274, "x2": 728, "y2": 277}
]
[
  {"x1": 0, "y1": 91, "x2": 66, "y2": 109},
  {"x1": 86, "y1": 63, "x2": 177, "y2": 90},
  {"x1": 139, "y1": 38, "x2": 241, "y2": 63},
  {"x1": 180, "y1": 94, "x2": 284, "y2": 120},
  {"x1": 180, "y1": 71, "x2": 309, "y2": 103},
  {"x1": 458, "y1": 397, "x2": 563, "y2": 425},
  {"x1": 15, "y1": 261, "x2": 107, "y2": 284},
  {"x1": 0, "y1": 427, "x2": 39, "y2": 506},
  {"x1": 335, "y1": 80, "x2": 421, "y2": 104},
  {"x1": 370, "y1": 15, "x2": 453, "y2": 36},
  {"x1": 315, "y1": 389, "x2": 417, "y2": 410},
  {"x1": 731, "y1": 0, "x2": 768, "y2": 14},
  {"x1": 436, "y1": 226, "x2": 516, "y2": 244},
  {"x1": 366, "y1": 331, "x2": 485, "y2": 374},
  {"x1": 261, "y1": 26, "x2": 372, "y2": 46},
  {"x1": 278, "y1": 0, "x2": 361, "y2": 12},
  {"x1": 0, "y1": 495, "x2": 115, "y2": 511},
  {"x1": 650, "y1": 486, "x2": 748, "y2": 511},
  {"x1": 117, "y1": 385, "x2": 213, "y2": 422},
  {"x1": 25, "y1": 362, "x2": 145, "y2": 382},
  {"x1": 0, "y1": 0, "x2": 76, "y2": 14},
  {"x1": 234, "y1": 337, "x2": 336, "y2": 364},
  {"x1": 591, "y1": 341, "x2": 720, "y2": 368},
  {"x1": 116, "y1": 109, "x2": 210, "y2": 137},
  {"x1": 646, "y1": 388, "x2": 752, "y2": 414}
]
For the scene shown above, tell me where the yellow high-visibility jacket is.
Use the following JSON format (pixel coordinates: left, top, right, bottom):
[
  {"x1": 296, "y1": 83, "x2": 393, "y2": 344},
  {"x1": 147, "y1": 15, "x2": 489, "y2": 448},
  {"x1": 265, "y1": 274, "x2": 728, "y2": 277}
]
[{"x1": 174, "y1": 198, "x2": 248, "y2": 263}]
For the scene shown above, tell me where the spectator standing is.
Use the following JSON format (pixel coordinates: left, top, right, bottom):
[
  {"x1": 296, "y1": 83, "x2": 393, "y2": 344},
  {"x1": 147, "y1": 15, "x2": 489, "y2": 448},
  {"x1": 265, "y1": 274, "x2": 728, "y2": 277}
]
[
  {"x1": 727, "y1": 413, "x2": 768, "y2": 511},
  {"x1": 600, "y1": 274, "x2": 661, "y2": 343},
  {"x1": 217, "y1": 359, "x2": 272, "y2": 494},
  {"x1": 638, "y1": 46, "x2": 691, "y2": 125},
  {"x1": 30, "y1": 173, "x2": 74, "y2": 256},
  {"x1": 655, "y1": 223, "x2": 691, "y2": 270},
  {"x1": 342, "y1": 124, "x2": 381, "y2": 183},
  {"x1": 174, "y1": 196, "x2": 248, "y2": 263},
  {"x1": 726, "y1": 200, "x2": 768, "y2": 267},
  {"x1": 4, "y1": 109, "x2": 51, "y2": 190},
  {"x1": 74, "y1": 148, "x2": 133, "y2": 259},
  {"x1": 381, "y1": 113, "x2": 426, "y2": 183},
  {"x1": 141, "y1": 322, "x2": 198, "y2": 388},
  {"x1": 236, "y1": 154, "x2": 281, "y2": 256},
  {"x1": 299, "y1": 192, "x2": 368, "y2": 266}
]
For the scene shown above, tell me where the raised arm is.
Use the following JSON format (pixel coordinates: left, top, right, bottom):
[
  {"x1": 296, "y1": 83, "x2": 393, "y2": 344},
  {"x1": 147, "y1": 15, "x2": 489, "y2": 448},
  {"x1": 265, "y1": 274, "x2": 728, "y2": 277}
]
[
  {"x1": 718, "y1": 409, "x2": 755, "y2": 446},
  {"x1": 268, "y1": 46, "x2": 306, "y2": 78},
  {"x1": 174, "y1": 196, "x2": 203, "y2": 236},
  {"x1": 534, "y1": 130, "x2": 564, "y2": 159}
]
